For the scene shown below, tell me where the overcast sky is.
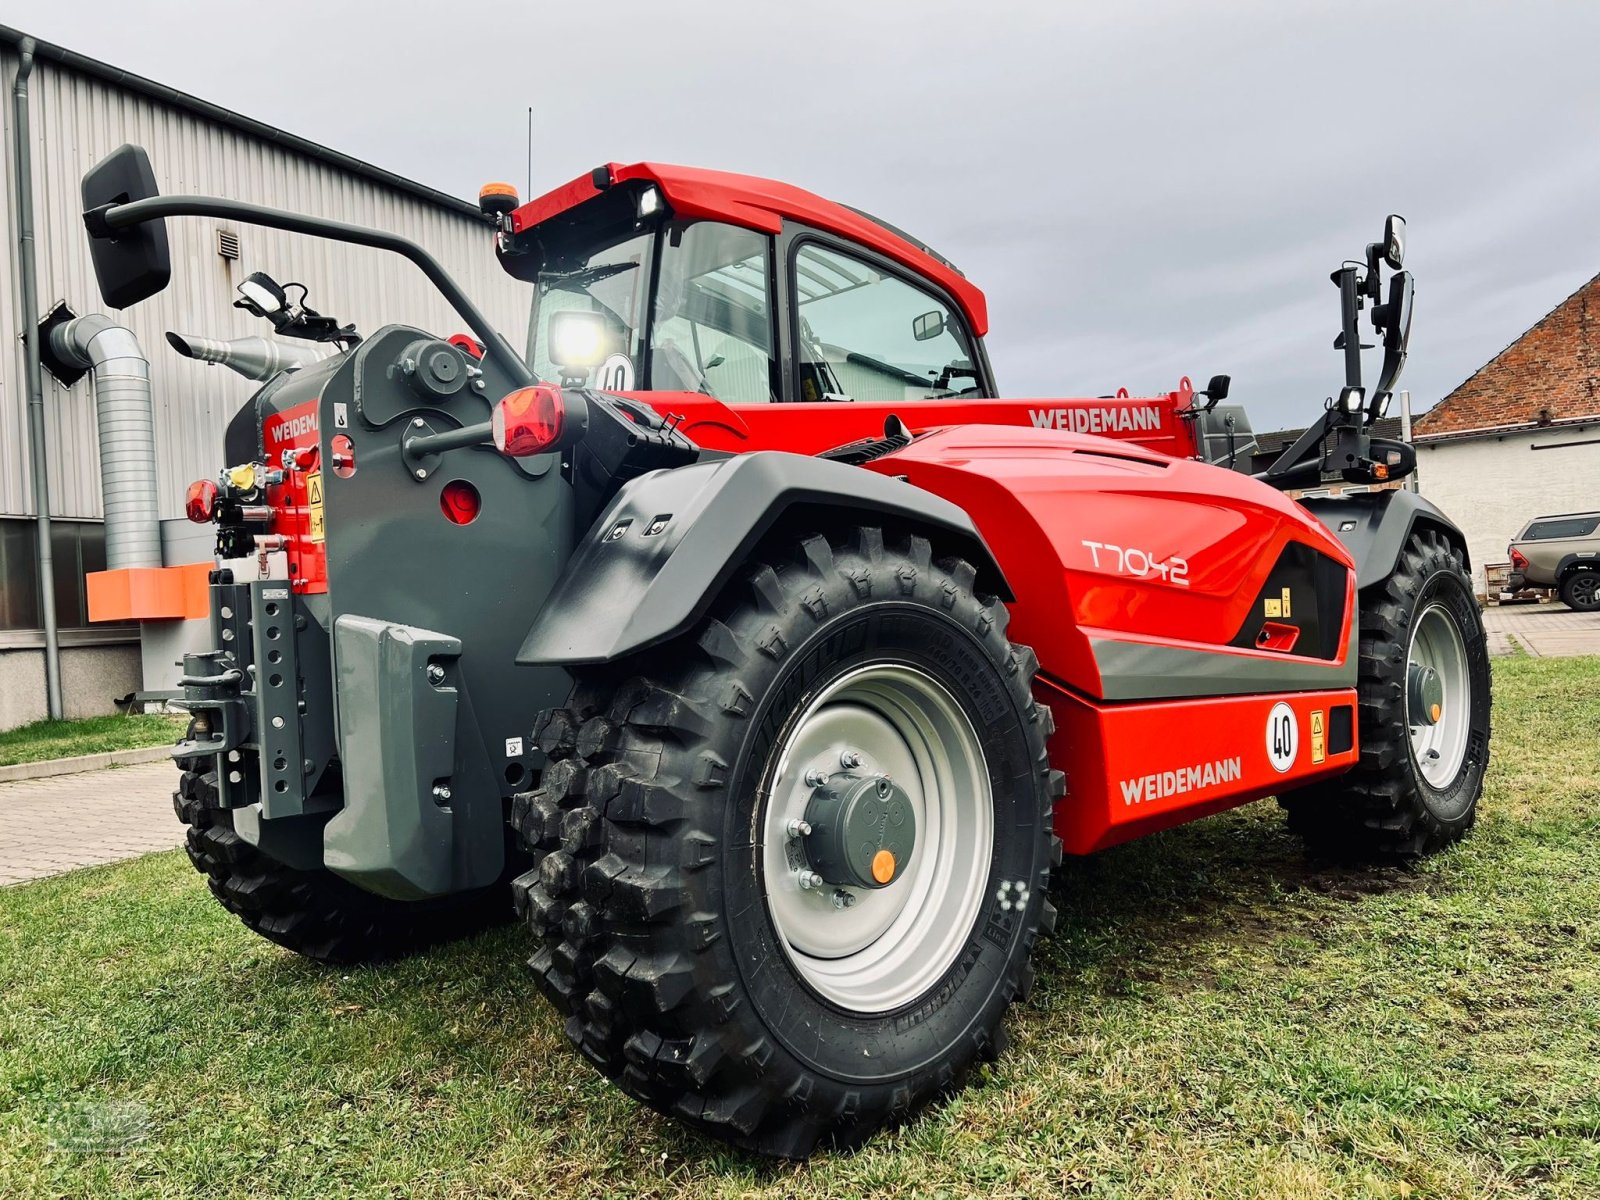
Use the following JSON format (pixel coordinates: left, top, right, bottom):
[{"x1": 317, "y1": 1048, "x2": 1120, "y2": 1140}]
[{"x1": 11, "y1": 0, "x2": 1600, "y2": 429}]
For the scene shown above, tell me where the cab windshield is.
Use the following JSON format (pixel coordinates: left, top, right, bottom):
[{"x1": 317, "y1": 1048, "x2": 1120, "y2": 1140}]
[{"x1": 526, "y1": 229, "x2": 653, "y2": 391}]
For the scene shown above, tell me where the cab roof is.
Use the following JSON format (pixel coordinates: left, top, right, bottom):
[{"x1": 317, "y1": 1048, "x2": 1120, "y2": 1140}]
[{"x1": 505, "y1": 162, "x2": 990, "y2": 336}]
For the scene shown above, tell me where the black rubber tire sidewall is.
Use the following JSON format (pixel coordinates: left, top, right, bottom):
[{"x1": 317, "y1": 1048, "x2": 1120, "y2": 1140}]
[
  {"x1": 722, "y1": 603, "x2": 1044, "y2": 1085},
  {"x1": 1405, "y1": 562, "x2": 1491, "y2": 827},
  {"x1": 1560, "y1": 569, "x2": 1600, "y2": 612}
]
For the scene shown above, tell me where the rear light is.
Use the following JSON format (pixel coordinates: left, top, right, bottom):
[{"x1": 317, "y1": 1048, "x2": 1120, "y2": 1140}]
[
  {"x1": 440, "y1": 480, "x2": 481, "y2": 525},
  {"x1": 185, "y1": 479, "x2": 219, "y2": 523},
  {"x1": 493, "y1": 384, "x2": 566, "y2": 457},
  {"x1": 1510, "y1": 548, "x2": 1529, "y2": 571}
]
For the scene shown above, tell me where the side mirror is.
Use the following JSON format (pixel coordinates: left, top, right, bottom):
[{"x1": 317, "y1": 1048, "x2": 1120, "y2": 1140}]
[
  {"x1": 1383, "y1": 214, "x2": 1406, "y2": 270},
  {"x1": 80, "y1": 144, "x2": 171, "y2": 308},
  {"x1": 911, "y1": 310, "x2": 945, "y2": 342},
  {"x1": 235, "y1": 271, "x2": 288, "y2": 317},
  {"x1": 1201, "y1": 373, "x2": 1231, "y2": 402},
  {"x1": 1377, "y1": 271, "x2": 1414, "y2": 354}
]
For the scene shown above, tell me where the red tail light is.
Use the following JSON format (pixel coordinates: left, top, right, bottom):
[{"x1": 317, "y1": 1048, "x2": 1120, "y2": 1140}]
[
  {"x1": 185, "y1": 479, "x2": 219, "y2": 523},
  {"x1": 1510, "y1": 548, "x2": 1529, "y2": 571},
  {"x1": 493, "y1": 385, "x2": 565, "y2": 457}
]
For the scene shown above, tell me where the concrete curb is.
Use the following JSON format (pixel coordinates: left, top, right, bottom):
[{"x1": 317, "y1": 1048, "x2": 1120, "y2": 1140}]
[{"x1": 0, "y1": 745, "x2": 173, "y2": 785}]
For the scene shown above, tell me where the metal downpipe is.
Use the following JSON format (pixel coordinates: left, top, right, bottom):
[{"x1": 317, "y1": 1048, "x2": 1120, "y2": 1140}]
[
  {"x1": 12, "y1": 37, "x2": 62, "y2": 718},
  {"x1": 48, "y1": 316, "x2": 162, "y2": 570}
]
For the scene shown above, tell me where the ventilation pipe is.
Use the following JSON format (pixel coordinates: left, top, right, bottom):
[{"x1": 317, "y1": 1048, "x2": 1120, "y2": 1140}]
[
  {"x1": 165, "y1": 331, "x2": 323, "y2": 381},
  {"x1": 11, "y1": 36, "x2": 62, "y2": 717},
  {"x1": 48, "y1": 316, "x2": 162, "y2": 570}
]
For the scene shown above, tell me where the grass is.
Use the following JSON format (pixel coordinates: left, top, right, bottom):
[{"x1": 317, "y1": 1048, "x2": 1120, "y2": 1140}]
[
  {"x1": 0, "y1": 714, "x2": 186, "y2": 768},
  {"x1": 0, "y1": 656, "x2": 1596, "y2": 1198}
]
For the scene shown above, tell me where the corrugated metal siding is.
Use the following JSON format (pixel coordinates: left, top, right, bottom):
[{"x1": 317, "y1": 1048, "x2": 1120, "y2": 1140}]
[{"x1": 0, "y1": 47, "x2": 527, "y2": 521}]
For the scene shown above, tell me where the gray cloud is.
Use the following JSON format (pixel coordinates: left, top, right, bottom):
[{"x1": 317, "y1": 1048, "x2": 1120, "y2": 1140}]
[{"x1": 10, "y1": 0, "x2": 1600, "y2": 428}]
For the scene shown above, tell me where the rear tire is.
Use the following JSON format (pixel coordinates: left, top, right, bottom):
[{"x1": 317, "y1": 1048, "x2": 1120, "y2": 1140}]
[
  {"x1": 510, "y1": 527, "x2": 1062, "y2": 1157},
  {"x1": 1559, "y1": 568, "x2": 1600, "y2": 612},
  {"x1": 1281, "y1": 527, "x2": 1490, "y2": 857},
  {"x1": 175, "y1": 742, "x2": 515, "y2": 965}
]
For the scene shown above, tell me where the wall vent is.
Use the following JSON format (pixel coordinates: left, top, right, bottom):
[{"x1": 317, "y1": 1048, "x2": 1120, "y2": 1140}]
[{"x1": 216, "y1": 229, "x2": 240, "y2": 260}]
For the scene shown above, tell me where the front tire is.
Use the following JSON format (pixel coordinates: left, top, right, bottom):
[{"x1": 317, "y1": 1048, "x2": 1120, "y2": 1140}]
[
  {"x1": 510, "y1": 527, "x2": 1062, "y2": 1157},
  {"x1": 1282, "y1": 527, "x2": 1491, "y2": 857}
]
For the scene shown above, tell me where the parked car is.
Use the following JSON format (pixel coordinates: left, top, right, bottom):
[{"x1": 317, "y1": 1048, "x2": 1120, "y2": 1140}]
[{"x1": 1508, "y1": 511, "x2": 1600, "y2": 611}]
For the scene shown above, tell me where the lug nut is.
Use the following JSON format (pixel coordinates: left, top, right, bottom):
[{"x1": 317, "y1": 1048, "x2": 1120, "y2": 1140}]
[
  {"x1": 426, "y1": 663, "x2": 446, "y2": 686},
  {"x1": 831, "y1": 889, "x2": 856, "y2": 910},
  {"x1": 840, "y1": 749, "x2": 862, "y2": 769},
  {"x1": 796, "y1": 870, "x2": 824, "y2": 891},
  {"x1": 875, "y1": 777, "x2": 892, "y2": 798},
  {"x1": 432, "y1": 783, "x2": 452, "y2": 802},
  {"x1": 786, "y1": 818, "x2": 812, "y2": 838},
  {"x1": 803, "y1": 769, "x2": 827, "y2": 787}
]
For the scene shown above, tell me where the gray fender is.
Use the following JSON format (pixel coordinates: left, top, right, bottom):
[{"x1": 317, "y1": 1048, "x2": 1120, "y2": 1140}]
[
  {"x1": 517, "y1": 451, "x2": 1011, "y2": 667},
  {"x1": 1556, "y1": 551, "x2": 1600, "y2": 580},
  {"x1": 1298, "y1": 488, "x2": 1469, "y2": 590}
]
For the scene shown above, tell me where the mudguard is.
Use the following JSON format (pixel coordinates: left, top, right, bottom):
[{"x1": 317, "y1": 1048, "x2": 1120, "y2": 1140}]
[
  {"x1": 1298, "y1": 489, "x2": 1469, "y2": 590},
  {"x1": 516, "y1": 451, "x2": 1010, "y2": 667}
]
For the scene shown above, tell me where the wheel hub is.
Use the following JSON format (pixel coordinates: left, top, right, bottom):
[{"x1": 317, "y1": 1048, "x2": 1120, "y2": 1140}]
[
  {"x1": 1408, "y1": 662, "x2": 1444, "y2": 726},
  {"x1": 802, "y1": 772, "x2": 917, "y2": 889}
]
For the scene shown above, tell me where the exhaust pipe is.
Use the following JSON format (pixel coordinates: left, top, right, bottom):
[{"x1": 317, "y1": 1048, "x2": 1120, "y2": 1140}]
[{"x1": 165, "y1": 331, "x2": 323, "y2": 382}]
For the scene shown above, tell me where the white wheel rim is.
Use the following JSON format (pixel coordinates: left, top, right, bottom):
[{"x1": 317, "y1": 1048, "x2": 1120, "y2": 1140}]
[
  {"x1": 761, "y1": 664, "x2": 994, "y2": 1014},
  {"x1": 1407, "y1": 602, "x2": 1471, "y2": 788}
]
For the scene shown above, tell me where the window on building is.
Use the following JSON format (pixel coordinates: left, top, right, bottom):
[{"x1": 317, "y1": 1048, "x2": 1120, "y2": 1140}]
[
  {"x1": 651, "y1": 222, "x2": 777, "y2": 404},
  {"x1": 0, "y1": 519, "x2": 113, "y2": 632},
  {"x1": 1522, "y1": 515, "x2": 1600, "y2": 541},
  {"x1": 791, "y1": 243, "x2": 983, "y2": 402}
]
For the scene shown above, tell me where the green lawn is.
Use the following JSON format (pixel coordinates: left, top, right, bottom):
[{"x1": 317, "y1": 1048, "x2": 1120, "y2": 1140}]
[
  {"x1": 1, "y1": 657, "x2": 1595, "y2": 1198},
  {"x1": 0, "y1": 714, "x2": 185, "y2": 768}
]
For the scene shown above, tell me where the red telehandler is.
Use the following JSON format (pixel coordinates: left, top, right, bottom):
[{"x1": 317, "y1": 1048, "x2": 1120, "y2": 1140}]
[{"x1": 78, "y1": 147, "x2": 1489, "y2": 1157}]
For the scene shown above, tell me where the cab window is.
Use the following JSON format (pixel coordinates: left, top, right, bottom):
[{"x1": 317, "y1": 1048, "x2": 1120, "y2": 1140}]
[
  {"x1": 527, "y1": 228, "x2": 652, "y2": 390},
  {"x1": 651, "y1": 222, "x2": 778, "y2": 403},
  {"x1": 791, "y1": 243, "x2": 982, "y2": 402}
]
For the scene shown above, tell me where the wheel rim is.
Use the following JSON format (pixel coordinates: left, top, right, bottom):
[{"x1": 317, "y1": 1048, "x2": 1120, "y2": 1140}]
[
  {"x1": 761, "y1": 663, "x2": 994, "y2": 1014},
  {"x1": 1572, "y1": 574, "x2": 1600, "y2": 607},
  {"x1": 1407, "y1": 602, "x2": 1471, "y2": 788}
]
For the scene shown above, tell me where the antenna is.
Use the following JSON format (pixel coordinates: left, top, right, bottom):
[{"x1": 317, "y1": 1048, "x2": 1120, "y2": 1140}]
[{"x1": 526, "y1": 107, "x2": 533, "y2": 198}]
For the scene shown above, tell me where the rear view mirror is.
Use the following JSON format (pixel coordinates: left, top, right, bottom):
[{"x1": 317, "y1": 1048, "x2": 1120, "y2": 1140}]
[
  {"x1": 911, "y1": 310, "x2": 945, "y2": 342},
  {"x1": 1383, "y1": 214, "x2": 1406, "y2": 270},
  {"x1": 81, "y1": 144, "x2": 170, "y2": 308},
  {"x1": 1202, "y1": 373, "x2": 1231, "y2": 402},
  {"x1": 1379, "y1": 271, "x2": 1414, "y2": 354}
]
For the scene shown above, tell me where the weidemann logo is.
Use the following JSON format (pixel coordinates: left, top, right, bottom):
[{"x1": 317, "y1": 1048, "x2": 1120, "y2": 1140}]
[
  {"x1": 269, "y1": 410, "x2": 318, "y2": 445},
  {"x1": 1120, "y1": 756, "x2": 1242, "y2": 806},
  {"x1": 1030, "y1": 405, "x2": 1162, "y2": 434}
]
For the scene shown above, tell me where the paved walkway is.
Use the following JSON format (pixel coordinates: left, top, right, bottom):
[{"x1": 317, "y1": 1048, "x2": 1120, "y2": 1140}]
[
  {"x1": 1481, "y1": 601, "x2": 1600, "y2": 658},
  {"x1": 0, "y1": 761, "x2": 180, "y2": 886}
]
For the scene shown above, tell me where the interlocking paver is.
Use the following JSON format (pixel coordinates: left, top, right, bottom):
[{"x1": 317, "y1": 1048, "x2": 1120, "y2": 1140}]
[
  {"x1": 0, "y1": 761, "x2": 180, "y2": 886},
  {"x1": 1481, "y1": 602, "x2": 1600, "y2": 658}
]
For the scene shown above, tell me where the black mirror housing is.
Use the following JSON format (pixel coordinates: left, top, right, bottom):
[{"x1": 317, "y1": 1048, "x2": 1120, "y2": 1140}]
[
  {"x1": 1203, "y1": 373, "x2": 1231, "y2": 401},
  {"x1": 81, "y1": 144, "x2": 171, "y2": 309}
]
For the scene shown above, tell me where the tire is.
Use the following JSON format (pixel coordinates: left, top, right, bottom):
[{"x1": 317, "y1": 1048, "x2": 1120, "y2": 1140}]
[
  {"x1": 174, "y1": 738, "x2": 516, "y2": 965},
  {"x1": 1281, "y1": 527, "x2": 1491, "y2": 857},
  {"x1": 510, "y1": 527, "x2": 1063, "y2": 1157},
  {"x1": 1559, "y1": 568, "x2": 1600, "y2": 612}
]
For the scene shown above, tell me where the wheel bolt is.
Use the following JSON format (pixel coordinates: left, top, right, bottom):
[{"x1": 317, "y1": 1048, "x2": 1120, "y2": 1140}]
[
  {"x1": 831, "y1": 889, "x2": 856, "y2": 910},
  {"x1": 796, "y1": 870, "x2": 824, "y2": 891},
  {"x1": 840, "y1": 749, "x2": 862, "y2": 769},
  {"x1": 786, "y1": 818, "x2": 813, "y2": 838},
  {"x1": 425, "y1": 663, "x2": 446, "y2": 686},
  {"x1": 803, "y1": 769, "x2": 827, "y2": 787}
]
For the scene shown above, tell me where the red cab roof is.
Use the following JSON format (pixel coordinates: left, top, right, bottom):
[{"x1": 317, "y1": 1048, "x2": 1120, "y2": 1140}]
[{"x1": 507, "y1": 162, "x2": 989, "y2": 336}]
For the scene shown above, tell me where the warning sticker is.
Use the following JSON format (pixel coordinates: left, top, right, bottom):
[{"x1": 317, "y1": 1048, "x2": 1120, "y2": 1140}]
[
  {"x1": 306, "y1": 471, "x2": 325, "y2": 543},
  {"x1": 505, "y1": 736, "x2": 524, "y2": 758},
  {"x1": 1310, "y1": 710, "x2": 1326, "y2": 764}
]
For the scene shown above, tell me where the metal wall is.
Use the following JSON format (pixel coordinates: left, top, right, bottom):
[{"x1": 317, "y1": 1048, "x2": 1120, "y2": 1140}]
[{"x1": 0, "y1": 44, "x2": 529, "y2": 523}]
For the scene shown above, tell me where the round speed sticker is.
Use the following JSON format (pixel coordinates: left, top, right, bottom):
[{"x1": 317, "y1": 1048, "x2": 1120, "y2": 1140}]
[{"x1": 1266, "y1": 701, "x2": 1298, "y2": 773}]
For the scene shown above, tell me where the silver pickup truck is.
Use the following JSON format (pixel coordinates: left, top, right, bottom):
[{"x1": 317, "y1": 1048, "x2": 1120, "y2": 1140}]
[{"x1": 1508, "y1": 511, "x2": 1600, "y2": 611}]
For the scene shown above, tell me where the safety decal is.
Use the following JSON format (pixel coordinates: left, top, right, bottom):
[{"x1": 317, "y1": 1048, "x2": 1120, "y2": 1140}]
[
  {"x1": 1266, "y1": 701, "x2": 1298, "y2": 773},
  {"x1": 505, "y1": 736, "x2": 524, "y2": 758},
  {"x1": 306, "y1": 471, "x2": 325, "y2": 544},
  {"x1": 1310, "y1": 710, "x2": 1326, "y2": 765}
]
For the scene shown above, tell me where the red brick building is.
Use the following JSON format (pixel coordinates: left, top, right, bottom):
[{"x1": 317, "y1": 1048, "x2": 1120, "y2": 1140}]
[{"x1": 1413, "y1": 272, "x2": 1600, "y2": 591}]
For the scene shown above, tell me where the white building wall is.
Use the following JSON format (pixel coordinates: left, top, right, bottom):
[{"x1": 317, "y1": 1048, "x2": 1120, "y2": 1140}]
[
  {"x1": 1414, "y1": 423, "x2": 1600, "y2": 591},
  {"x1": 0, "y1": 44, "x2": 528, "y2": 523}
]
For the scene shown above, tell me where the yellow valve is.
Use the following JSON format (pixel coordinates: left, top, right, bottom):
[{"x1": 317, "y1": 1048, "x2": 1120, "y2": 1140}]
[{"x1": 226, "y1": 463, "x2": 258, "y2": 492}]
